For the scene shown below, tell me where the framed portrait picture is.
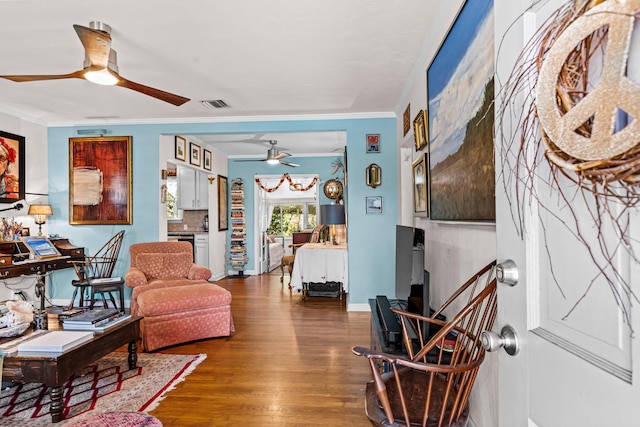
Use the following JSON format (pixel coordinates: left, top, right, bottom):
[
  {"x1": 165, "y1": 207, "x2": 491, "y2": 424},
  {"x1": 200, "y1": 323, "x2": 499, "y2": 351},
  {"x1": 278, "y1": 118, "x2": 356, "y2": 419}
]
[
  {"x1": 204, "y1": 149, "x2": 212, "y2": 171},
  {"x1": 69, "y1": 136, "x2": 132, "y2": 225},
  {"x1": 413, "y1": 110, "x2": 428, "y2": 151},
  {"x1": 190, "y1": 142, "x2": 201, "y2": 167},
  {"x1": 218, "y1": 175, "x2": 228, "y2": 231},
  {"x1": 0, "y1": 130, "x2": 25, "y2": 203},
  {"x1": 366, "y1": 134, "x2": 380, "y2": 153},
  {"x1": 412, "y1": 154, "x2": 428, "y2": 215},
  {"x1": 175, "y1": 136, "x2": 186, "y2": 161},
  {"x1": 365, "y1": 196, "x2": 382, "y2": 214}
]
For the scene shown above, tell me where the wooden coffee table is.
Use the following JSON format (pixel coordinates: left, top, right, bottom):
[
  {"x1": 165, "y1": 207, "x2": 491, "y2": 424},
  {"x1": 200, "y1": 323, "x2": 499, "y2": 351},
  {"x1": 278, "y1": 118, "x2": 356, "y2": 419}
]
[{"x1": 0, "y1": 315, "x2": 142, "y2": 423}]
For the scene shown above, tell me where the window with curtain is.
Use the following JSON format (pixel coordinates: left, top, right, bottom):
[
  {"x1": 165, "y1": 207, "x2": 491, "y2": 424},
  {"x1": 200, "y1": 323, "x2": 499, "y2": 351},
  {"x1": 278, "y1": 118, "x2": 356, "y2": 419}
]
[{"x1": 267, "y1": 203, "x2": 317, "y2": 236}]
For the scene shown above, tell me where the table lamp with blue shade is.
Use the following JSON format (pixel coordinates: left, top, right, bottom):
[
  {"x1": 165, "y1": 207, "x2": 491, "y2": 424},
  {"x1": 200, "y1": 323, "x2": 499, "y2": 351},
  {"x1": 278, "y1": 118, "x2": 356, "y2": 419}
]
[{"x1": 320, "y1": 204, "x2": 345, "y2": 245}]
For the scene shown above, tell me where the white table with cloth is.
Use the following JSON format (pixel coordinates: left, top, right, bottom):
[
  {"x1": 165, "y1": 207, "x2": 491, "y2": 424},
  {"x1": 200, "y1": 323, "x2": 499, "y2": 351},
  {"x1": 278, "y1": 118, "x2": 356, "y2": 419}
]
[{"x1": 289, "y1": 243, "x2": 348, "y2": 297}]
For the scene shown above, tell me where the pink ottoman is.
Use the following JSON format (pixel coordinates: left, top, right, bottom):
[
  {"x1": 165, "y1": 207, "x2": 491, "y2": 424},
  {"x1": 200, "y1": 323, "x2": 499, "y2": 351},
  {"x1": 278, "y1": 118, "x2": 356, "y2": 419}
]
[{"x1": 135, "y1": 282, "x2": 234, "y2": 351}]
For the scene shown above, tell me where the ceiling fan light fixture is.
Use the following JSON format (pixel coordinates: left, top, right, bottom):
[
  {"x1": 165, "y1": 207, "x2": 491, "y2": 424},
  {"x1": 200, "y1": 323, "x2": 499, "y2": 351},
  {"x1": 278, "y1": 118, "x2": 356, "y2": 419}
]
[
  {"x1": 84, "y1": 69, "x2": 119, "y2": 86},
  {"x1": 266, "y1": 158, "x2": 279, "y2": 165}
]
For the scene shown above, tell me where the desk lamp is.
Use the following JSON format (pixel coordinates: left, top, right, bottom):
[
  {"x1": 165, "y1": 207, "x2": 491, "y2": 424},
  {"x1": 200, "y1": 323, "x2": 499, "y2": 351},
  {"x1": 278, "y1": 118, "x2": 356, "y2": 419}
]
[
  {"x1": 320, "y1": 204, "x2": 345, "y2": 245},
  {"x1": 28, "y1": 204, "x2": 52, "y2": 236}
]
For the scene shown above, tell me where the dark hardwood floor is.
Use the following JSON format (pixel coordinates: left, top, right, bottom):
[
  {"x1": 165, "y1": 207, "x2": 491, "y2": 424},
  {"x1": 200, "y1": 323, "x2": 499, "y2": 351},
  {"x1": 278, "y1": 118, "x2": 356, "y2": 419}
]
[{"x1": 148, "y1": 271, "x2": 373, "y2": 426}]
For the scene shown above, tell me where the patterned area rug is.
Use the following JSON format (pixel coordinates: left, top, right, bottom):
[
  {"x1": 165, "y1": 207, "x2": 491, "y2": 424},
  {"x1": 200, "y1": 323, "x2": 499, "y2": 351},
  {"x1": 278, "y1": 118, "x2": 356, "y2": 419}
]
[{"x1": 0, "y1": 352, "x2": 206, "y2": 426}]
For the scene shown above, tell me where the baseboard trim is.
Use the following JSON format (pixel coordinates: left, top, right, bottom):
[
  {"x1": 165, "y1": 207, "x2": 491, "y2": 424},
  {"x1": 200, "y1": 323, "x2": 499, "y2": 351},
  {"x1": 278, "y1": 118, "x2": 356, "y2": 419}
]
[{"x1": 347, "y1": 303, "x2": 370, "y2": 312}]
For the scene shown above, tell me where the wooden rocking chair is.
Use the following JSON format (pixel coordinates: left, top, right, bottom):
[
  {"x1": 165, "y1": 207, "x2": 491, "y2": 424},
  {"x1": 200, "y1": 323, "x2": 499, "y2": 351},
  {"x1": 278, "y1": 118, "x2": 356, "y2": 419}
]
[
  {"x1": 68, "y1": 230, "x2": 125, "y2": 310},
  {"x1": 353, "y1": 260, "x2": 497, "y2": 427}
]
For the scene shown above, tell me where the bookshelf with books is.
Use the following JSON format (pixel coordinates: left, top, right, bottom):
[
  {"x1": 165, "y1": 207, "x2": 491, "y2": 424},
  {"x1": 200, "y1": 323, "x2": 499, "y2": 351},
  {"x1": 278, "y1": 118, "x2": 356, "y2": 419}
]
[{"x1": 230, "y1": 178, "x2": 248, "y2": 277}]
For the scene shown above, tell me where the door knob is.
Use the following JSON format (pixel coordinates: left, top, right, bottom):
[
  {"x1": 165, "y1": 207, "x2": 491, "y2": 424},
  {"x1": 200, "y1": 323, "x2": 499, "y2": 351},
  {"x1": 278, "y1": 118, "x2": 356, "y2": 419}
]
[
  {"x1": 496, "y1": 259, "x2": 518, "y2": 286},
  {"x1": 481, "y1": 325, "x2": 520, "y2": 356}
]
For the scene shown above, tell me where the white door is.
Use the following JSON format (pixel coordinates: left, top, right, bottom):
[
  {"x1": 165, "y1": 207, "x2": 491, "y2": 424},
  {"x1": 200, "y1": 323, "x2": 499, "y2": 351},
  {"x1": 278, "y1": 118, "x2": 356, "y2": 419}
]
[{"x1": 494, "y1": 0, "x2": 640, "y2": 425}]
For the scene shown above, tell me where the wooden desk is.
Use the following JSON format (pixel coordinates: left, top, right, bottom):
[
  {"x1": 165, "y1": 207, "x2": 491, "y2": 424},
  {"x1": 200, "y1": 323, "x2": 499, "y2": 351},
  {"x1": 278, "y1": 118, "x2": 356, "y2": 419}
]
[
  {"x1": 0, "y1": 316, "x2": 142, "y2": 423},
  {"x1": 290, "y1": 243, "x2": 348, "y2": 297},
  {"x1": 0, "y1": 239, "x2": 84, "y2": 279}
]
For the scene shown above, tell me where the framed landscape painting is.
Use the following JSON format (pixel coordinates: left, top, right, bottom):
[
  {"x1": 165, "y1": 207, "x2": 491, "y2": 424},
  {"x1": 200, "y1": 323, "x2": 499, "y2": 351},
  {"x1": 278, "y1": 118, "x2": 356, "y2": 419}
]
[{"x1": 426, "y1": 0, "x2": 495, "y2": 222}]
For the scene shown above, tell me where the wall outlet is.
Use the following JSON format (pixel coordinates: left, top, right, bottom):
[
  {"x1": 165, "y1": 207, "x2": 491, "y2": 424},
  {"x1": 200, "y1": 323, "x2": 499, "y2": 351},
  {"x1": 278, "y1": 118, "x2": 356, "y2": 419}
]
[{"x1": 183, "y1": 224, "x2": 188, "y2": 230}]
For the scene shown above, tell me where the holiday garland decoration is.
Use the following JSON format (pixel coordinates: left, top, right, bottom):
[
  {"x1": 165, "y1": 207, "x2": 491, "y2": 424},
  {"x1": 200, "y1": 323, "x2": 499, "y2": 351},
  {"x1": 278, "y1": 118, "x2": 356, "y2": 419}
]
[{"x1": 255, "y1": 174, "x2": 318, "y2": 192}]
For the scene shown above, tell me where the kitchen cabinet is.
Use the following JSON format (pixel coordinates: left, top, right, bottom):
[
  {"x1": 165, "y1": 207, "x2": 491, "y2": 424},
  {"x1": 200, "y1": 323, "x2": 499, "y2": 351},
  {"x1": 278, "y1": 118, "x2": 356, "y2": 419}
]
[
  {"x1": 194, "y1": 233, "x2": 209, "y2": 268},
  {"x1": 177, "y1": 167, "x2": 209, "y2": 210}
]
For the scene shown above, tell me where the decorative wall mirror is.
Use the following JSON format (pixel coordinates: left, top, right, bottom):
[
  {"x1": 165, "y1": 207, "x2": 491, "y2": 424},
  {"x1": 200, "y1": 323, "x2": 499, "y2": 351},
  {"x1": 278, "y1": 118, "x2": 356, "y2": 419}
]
[
  {"x1": 366, "y1": 163, "x2": 381, "y2": 188},
  {"x1": 323, "y1": 179, "x2": 344, "y2": 200}
]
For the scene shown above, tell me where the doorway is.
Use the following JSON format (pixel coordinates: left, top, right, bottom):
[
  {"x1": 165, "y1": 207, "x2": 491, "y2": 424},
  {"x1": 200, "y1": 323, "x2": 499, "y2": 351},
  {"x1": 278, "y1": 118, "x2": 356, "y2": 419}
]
[{"x1": 255, "y1": 174, "x2": 319, "y2": 274}]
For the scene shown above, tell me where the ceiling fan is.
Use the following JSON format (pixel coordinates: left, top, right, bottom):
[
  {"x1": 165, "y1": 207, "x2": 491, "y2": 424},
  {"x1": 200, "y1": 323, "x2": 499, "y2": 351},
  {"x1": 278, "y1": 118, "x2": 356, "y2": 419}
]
[
  {"x1": 235, "y1": 140, "x2": 299, "y2": 167},
  {"x1": 0, "y1": 21, "x2": 190, "y2": 106}
]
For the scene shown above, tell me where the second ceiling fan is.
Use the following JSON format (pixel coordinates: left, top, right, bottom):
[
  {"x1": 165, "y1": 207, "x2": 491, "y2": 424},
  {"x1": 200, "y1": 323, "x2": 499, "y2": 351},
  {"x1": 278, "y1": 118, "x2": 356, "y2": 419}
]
[{"x1": 235, "y1": 140, "x2": 299, "y2": 167}]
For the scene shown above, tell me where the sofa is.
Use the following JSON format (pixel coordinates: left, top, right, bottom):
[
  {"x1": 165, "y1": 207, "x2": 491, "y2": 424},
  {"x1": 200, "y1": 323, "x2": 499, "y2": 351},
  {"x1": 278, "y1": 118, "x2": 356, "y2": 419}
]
[{"x1": 125, "y1": 241, "x2": 234, "y2": 351}]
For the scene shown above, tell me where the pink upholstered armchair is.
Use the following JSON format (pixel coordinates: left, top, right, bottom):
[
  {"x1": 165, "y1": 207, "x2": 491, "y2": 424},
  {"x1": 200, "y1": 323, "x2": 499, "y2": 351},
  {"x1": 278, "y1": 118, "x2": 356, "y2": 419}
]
[{"x1": 125, "y1": 241, "x2": 234, "y2": 351}]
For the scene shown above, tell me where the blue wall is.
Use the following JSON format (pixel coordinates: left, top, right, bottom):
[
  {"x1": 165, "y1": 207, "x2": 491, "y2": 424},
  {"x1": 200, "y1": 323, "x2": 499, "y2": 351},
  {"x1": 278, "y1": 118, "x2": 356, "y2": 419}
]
[{"x1": 47, "y1": 117, "x2": 397, "y2": 306}]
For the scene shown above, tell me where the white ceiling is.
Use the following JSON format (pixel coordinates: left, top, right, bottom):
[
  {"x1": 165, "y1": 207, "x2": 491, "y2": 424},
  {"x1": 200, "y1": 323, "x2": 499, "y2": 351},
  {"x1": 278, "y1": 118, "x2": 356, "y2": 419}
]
[{"x1": 0, "y1": 0, "x2": 441, "y2": 155}]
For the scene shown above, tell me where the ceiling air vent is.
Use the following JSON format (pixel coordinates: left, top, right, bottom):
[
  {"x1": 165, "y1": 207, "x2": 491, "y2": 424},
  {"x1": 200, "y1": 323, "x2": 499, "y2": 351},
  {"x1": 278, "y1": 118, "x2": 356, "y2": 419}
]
[{"x1": 200, "y1": 99, "x2": 230, "y2": 109}]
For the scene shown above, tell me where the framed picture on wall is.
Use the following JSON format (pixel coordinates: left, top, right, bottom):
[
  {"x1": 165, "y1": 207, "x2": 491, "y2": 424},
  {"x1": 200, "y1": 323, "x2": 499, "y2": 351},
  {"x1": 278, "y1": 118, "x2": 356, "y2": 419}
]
[
  {"x1": 69, "y1": 136, "x2": 133, "y2": 225},
  {"x1": 218, "y1": 175, "x2": 228, "y2": 231},
  {"x1": 412, "y1": 154, "x2": 428, "y2": 215},
  {"x1": 413, "y1": 110, "x2": 428, "y2": 151},
  {"x1": 190, "y1": 142, "x2": 201, "y2": 167},
  {"x1": 426, "y1": 0, "x2": 495, "y2": 222},
  {"x1": 366, "y1": 134, "x2": 380, "y2": 153},
  {"x1": 175, "y1": 136, "x2": 186, "y2": 161},
  {"x1": 203, "y1": 149, "x2": 212, "y2": 171},
  {"x1": 0, "y1": 130, "x2": 25, "y2": 203},
  {"x1": 365, "y1": 196, "x2": 382, "y2": 214}
]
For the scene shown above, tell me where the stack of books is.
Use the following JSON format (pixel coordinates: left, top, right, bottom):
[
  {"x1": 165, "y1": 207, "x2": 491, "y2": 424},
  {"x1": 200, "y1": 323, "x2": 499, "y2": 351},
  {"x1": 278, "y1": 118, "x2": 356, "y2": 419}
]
[{"x1": 62, "y1": 308, "x2": 130, "y2": 331}]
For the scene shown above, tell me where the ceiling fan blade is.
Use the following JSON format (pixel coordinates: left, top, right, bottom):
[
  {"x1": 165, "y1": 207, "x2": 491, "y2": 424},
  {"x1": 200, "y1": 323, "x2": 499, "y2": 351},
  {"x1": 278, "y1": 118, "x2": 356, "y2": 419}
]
[
  {"x1": 73, "y1": 24, "x2": 111, "y2": 69},
  {"x1": 116, "y1": 75, "x2": 190, "y2": 106},
  {"x1": 280, "y1": 161, "x2": 299, "y2": 167},
  {"x1": 273, "y1": 152, "x2": 291, "y2": 160},
  {"x1": 0, "y1": 70, "x2": 85, "y2": 82},
  {"x1": 234, "y1": 159, "x2": 267, "y2": 162}
]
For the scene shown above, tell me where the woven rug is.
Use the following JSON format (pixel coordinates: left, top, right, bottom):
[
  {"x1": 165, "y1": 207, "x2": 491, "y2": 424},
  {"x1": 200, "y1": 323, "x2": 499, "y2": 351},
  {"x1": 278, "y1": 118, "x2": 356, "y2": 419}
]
[{"x1": 0, "y1": 352, "x2": 206, "y2": 426}]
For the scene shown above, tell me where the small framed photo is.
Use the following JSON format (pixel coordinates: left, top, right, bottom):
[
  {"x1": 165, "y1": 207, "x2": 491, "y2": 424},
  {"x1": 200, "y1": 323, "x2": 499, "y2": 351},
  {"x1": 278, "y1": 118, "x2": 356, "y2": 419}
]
[
  {"x1": 203, "y1": 149, "x2": 212, "y2": 171},
  {"x1": 175, "y1": 136, "x2": 186, "y2": 161},
  {"x1": 403, "y1": 104, "x2": 411, "y2": 136},
  {"x1": 20, "y1": 227, "x2": 30, "y2": 237},
  {"x1": 190, "y1": 142, "x2": 202, "y2": 167},
  {"x1": 366, "y1": 134, "x2": 380, "y2": 153},
  {"x1": 365, "y1": 196, "x2": 382, "y2": 214},
  {"x1": 413, "y1": 110, "x2": 428, "y2": 151},
  {"x1": 412, "y1": 154, "x2": 428, "y2": 215}
]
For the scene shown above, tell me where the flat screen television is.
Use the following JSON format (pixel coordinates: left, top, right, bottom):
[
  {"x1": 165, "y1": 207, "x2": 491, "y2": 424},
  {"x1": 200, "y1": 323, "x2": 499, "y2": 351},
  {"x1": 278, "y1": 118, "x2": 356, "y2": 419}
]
[{"x1": 395, "y1": 225, "x2": 426, "y2": 302}]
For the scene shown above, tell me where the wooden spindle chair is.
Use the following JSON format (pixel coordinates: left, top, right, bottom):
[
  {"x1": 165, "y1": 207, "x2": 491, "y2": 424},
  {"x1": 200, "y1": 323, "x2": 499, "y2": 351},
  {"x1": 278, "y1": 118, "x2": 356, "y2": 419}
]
[
  {"x1": 68, "y1": 230, "x2": 125, "y2": 310},
  {"x1": 353, "y1": 260, "x2": 497, "y2": 427}
]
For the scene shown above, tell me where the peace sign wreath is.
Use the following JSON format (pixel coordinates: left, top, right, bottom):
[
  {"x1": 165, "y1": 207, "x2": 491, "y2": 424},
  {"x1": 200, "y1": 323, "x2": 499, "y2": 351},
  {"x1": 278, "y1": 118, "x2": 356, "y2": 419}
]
[{"x1": 497, "y1": 0, "x2": 640, "y2": 324}]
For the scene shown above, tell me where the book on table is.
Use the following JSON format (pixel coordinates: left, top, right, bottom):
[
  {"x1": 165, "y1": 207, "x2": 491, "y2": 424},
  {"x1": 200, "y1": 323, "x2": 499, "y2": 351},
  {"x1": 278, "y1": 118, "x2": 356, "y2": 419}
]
[
  {"x1": 17, "y1": 330, "x2": 94, "y2": 353},
  {"x1": 62, "y1": 308, "x2": 121, "y2": 325},
  {"x1": 63, "y1": 313, "x2": 131, "y2": 332}
]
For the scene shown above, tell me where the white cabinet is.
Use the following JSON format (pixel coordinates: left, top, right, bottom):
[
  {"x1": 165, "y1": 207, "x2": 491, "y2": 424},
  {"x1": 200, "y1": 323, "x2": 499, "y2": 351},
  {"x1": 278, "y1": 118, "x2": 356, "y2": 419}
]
[
  {"x1": 177, "y1": 167, "x2": 209, "y2": 210},
  {"x1": 194, "y1": 233, "x2": 209, "y2": 268}
]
